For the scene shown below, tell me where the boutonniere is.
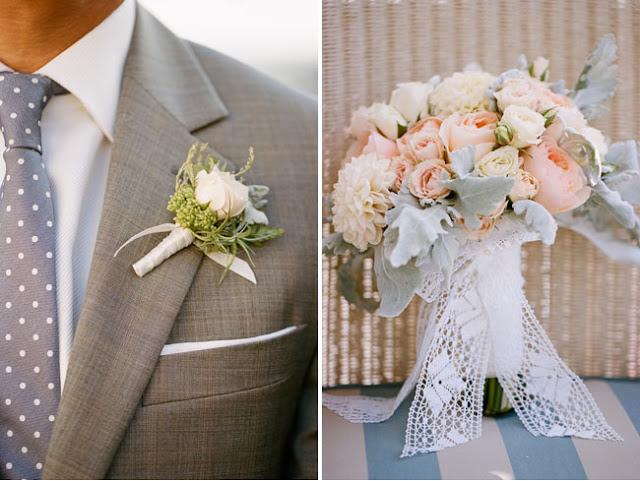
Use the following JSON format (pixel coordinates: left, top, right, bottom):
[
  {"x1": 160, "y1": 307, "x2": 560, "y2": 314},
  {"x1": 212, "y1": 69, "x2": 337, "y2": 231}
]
[{"x1": 114, "y1": 143, "x2": 283, "y2": 283}]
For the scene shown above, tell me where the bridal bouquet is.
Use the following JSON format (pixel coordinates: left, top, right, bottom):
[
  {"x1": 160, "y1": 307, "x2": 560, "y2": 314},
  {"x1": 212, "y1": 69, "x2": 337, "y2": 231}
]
[{"x1": 324, "y1": 35, "x2": 638, "y2": 456}]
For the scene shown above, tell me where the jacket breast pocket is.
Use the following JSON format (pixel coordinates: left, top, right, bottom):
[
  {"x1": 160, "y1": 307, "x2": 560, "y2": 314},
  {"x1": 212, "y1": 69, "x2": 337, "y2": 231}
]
[{"x1": 141, "y1": 324, "x2": 309, "y2": 406}]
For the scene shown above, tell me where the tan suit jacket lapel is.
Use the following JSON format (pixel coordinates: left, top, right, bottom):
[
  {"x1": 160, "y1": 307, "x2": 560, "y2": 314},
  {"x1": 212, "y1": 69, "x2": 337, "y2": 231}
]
[{"x1": 43, "y1": 7, "x2": 228, "y2": 478}]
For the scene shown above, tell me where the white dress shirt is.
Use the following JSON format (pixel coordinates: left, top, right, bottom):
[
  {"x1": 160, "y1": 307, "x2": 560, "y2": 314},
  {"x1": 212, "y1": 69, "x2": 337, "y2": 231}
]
[{"x1": 0, "y1": 0, "x2": 136, "y2": 389}]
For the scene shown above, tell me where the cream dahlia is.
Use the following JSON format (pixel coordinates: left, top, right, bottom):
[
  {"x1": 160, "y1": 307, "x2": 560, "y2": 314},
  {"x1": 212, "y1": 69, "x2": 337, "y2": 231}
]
[
  {"x1": 331, "y1": 154, "x2": 396, "y2": 251},
  {"x1": 429, "y1": 71, "x2": 495, "y2": 117}
]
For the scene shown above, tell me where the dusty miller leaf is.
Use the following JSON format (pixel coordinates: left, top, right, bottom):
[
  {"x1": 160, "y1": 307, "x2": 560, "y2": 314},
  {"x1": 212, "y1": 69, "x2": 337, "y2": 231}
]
[
  {"x1": 605, "y1": 140, "x2": 639, "y2": 171},
  {"x1": 248, "y1": 185, "x2": 270, "y2": 208},
  {"x1": 591, "y1": 180, "x2": 638, "y2": 229},
  {"x1": 556, "y1": 212, "x2": 640, "y2": 264},
  {"x1": 449, "y1": 146, "x2": 475, "y2": 178},
  {"x1": 374, "y1": 244, "x2": 424, "y2": 318},
  {"x1": 512, "y1": 200, "x2": 557, "y2": 245},
  {"x1": 573, "y1": 34, "x2": 618, "y2": 120},
  {"x1": 549, "y1": 79, "x2": 569, "y2": 95},
  {"x1": 420, "y1": 233, "x2": 459, "y2": 285},
  {"x1": 244, "y1": 204, "x2": 269, "y2": 225},
  {"x1": 443, "y1": 176, "x2": 514, "y2": 230},
  {"x1": 384, "y1": 201, "x2": 452, "y2": 268},
  {"x1": 600, "y1": 141, "x2": 640, "y2": 204}
]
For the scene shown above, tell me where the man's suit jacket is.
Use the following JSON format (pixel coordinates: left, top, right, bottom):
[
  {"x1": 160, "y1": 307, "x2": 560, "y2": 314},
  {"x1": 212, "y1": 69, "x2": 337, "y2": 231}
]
[{"x1": 41, "y1": 6, "x2": 317, "y2": 479}]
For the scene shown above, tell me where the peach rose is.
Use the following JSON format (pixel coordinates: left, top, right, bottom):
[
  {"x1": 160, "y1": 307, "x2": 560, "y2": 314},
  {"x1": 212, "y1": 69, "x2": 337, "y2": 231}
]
[
  {"x1": 396, "y1": 117, "x2": 444, "y2": 163},
  {"x1": 439, "y1": 111, "x2": 498, "y2": 161},
  {"x1": 541, "y1": 89, "x2": 575, "y2": 110},
  {"x1": 390, "y1": 156, "x2": 414, "y2": 191},
  {"x1": 362, "y1": 130, "x2": 400, "y2": 159},
  {"x1": 509, "y1": 169, "x2": 540, "y2": 202},
  {"x1": 460, "y1": 200, "x2": 508, "y2": 240},
  {"x1": 408, "y1": 159, "x2": 452, "y2": 200},
  {"x1": 523, "y1": 136, "x2": 591, "y2": 214}
]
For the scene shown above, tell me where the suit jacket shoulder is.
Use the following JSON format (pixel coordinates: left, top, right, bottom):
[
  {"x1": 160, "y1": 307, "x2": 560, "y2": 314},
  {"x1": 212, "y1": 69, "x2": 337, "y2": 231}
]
[{"x1": 189, "y1": 41, "x2": 317, "y2": 127}]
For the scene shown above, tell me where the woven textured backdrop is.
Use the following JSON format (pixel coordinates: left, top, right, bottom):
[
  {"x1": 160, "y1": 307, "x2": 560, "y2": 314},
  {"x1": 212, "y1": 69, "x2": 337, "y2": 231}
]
[{"x1": 322, "y1": 0, "x2": 640, "y2": 387}]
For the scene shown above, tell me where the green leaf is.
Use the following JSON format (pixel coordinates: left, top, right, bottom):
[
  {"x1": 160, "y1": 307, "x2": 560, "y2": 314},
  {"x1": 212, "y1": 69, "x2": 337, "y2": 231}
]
[
  {"x1": 397, "y1": 122, "x2": 407, "y2": 138},
  {"x1": 443, "y1": 176, "x2": 514, "y2": 229},
  {"x1": 337, "y1": 253, "x2": 379, "y2": 312},
  {"x1": 449, "y1": 146, "x2": 475, "y2": 178},
  {"x1": 512, "y1": 200, "x2": 558, "y2": 245},
  {"x1": 323, "y1": 232, "x2": 357, "y2": 256},
  {"x1": 573, "y1": 34, "x2": 618, "y2": 119},
  {"x1": 374, "y1": 244, "x2": 424, "y2": 318}
]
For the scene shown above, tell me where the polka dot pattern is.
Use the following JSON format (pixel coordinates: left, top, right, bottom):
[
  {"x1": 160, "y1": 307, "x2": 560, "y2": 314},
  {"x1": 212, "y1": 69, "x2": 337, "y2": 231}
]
[{"x1": 0, "y1": 72, "x2": 60, "y2": 480}]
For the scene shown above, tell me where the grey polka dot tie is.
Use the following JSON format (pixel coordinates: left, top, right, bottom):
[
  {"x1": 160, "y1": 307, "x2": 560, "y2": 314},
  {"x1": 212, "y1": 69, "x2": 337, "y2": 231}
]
[{"x1": 0, "y1": 72, "x2": 61, "y2": 480}]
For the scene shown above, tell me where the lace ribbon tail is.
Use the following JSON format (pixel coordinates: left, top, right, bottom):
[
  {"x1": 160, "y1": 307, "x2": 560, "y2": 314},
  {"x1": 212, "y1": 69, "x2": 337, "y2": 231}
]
[
  {"x1": 494, "y1": 292, "x2": 622, "y2": 442},
  {"x1": 322, "y1": 300, "x2": 442, "y2": 424},
  {"x1": 401, "y1": 276, "x2": 490, "y2": 457}
]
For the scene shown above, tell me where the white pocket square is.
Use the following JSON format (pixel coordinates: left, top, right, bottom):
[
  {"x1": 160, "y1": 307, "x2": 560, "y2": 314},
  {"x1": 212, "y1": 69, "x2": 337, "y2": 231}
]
[{"x1": 160, "y1": 325, "x2": 300, "y2": 356}]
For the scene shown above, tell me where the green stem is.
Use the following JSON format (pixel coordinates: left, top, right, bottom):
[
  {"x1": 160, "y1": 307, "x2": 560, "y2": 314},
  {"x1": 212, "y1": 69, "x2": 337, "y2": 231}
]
[{"x1": 483, "y1": 378, "x2": 513, "y2": 416}]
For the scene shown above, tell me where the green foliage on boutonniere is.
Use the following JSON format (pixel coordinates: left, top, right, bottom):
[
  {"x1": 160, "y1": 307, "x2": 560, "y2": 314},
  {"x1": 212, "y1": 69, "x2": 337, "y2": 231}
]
[{"x1": 167, "y1": 143, "x2": 283, "y2": 265}]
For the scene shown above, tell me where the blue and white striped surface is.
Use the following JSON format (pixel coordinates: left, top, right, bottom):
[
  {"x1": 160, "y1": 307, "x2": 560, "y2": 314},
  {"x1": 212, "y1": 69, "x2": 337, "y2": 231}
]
[{"x1": 323, "y1": 380, "x2": 640, "y2": 479}]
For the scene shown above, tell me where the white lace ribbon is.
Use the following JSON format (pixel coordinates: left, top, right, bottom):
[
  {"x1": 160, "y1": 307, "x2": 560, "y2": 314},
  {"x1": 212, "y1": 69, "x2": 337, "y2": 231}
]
[{"x1": 323, "y1": 219, "x2": 622, "y2": 456}]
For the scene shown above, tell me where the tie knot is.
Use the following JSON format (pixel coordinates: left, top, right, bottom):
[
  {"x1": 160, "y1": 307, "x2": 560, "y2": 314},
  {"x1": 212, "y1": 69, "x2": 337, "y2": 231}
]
[{"x1": 0, "y1": 72, "x2": 55, "y2": 154}]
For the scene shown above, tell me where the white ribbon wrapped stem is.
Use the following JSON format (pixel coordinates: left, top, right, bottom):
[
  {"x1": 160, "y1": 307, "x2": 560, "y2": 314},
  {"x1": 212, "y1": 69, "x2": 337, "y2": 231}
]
[
  {"x1": 132, "y1": 227, "x2": 195, "y2": 277},
  {"x1": 114, "y1": 223, "x2": 257, "y2": 283}
]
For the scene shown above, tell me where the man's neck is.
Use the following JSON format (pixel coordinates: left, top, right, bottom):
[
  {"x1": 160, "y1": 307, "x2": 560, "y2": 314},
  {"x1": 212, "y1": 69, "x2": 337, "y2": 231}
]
[{"x1": 0, "y1": 0, "x2": 124, "y2": 72}]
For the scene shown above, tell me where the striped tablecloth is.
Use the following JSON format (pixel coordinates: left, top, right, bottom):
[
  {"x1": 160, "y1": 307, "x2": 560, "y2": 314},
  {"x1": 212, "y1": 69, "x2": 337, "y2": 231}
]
[{"x1": 323, "y1": 380, "x2": 640, "y2": 479}]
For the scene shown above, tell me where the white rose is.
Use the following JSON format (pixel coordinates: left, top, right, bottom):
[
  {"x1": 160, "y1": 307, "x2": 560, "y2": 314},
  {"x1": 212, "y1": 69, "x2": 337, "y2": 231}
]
[
  {"x1": 531, "y1": 56, "x2": 550, "y2": 80},
  {"x1": 347, "y1": 106, "x2": 373, "y2": 143},
  {"x1": 509, "y1": 169, "x2": 540, "y2": 202},
  {"x1": 368, "y1": 103, "x2": 407, "y2": 140},
  {"x1": 389, "y1": 82, "x2": 433, "y2": 123},
  {"x1": 500, "y1": 105, "x2": 546, "y2": 148},
  {"x1": 475, "y1": 146, "x2": 520, "y2": 177},
  {"x1": 581, "y1": 126, "x2": 608, "y2": 158},
  {"x1": 195, "y1": 167, "x2": 249, "y2": 219}
]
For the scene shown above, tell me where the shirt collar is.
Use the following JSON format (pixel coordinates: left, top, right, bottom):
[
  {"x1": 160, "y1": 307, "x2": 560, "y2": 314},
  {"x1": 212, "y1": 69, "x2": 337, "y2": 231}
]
[{"x1": 36, "y1": 0, "x2": 136, "y2": 142}]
